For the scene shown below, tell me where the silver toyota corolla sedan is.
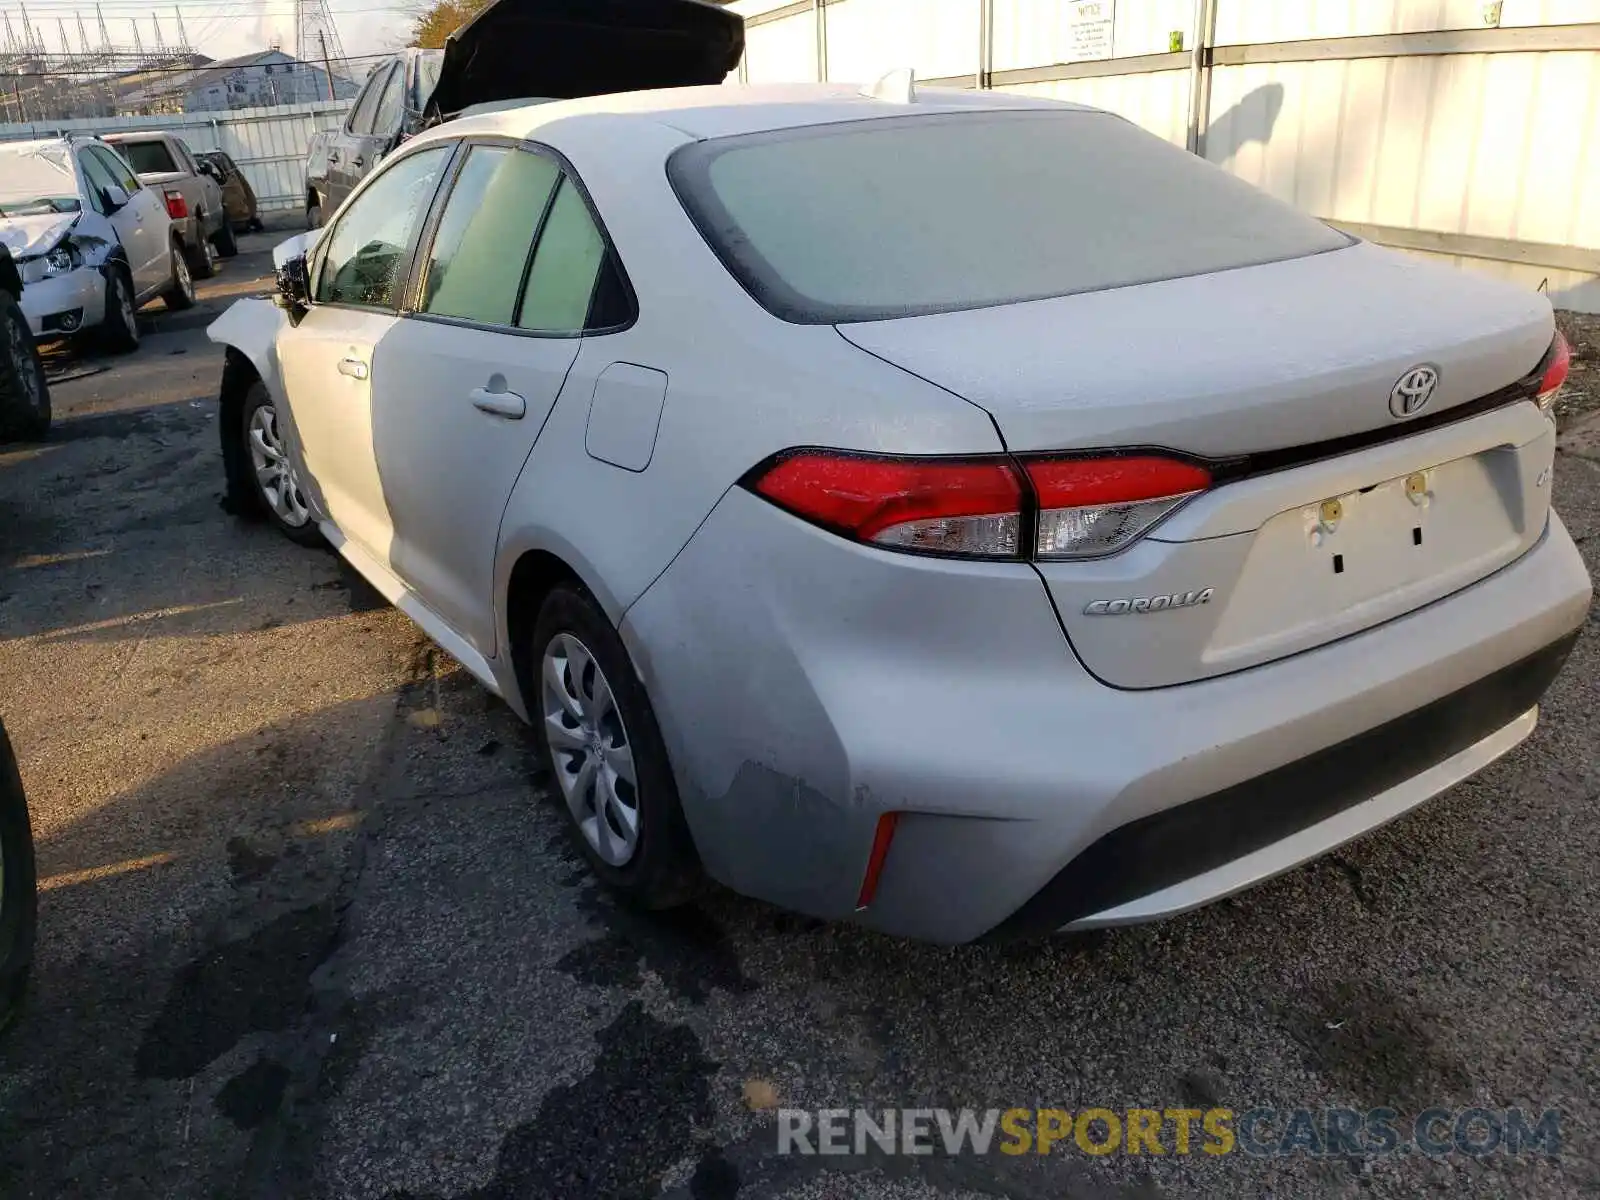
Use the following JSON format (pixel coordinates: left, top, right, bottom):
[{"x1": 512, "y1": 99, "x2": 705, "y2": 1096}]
[{"x1": 210, "y1": 83, "x2": 1592, "y2": 943}]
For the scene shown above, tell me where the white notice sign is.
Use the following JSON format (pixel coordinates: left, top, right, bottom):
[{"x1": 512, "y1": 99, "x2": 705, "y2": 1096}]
[{"x1": 1066, "y1": 0, "x2": 1116, "y2": 61}]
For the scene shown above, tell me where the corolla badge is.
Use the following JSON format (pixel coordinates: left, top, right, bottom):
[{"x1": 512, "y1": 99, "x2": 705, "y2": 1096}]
[
  {"x1": 1084, "y1": 588, "x2": 1215, "y2": 615},
  {"x1": 1389, "y1": 365, "x2": 1439, "y2": 418}
]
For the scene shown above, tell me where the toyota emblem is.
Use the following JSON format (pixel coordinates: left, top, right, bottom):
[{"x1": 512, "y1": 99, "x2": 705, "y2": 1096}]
[{"x1": 1389, "y1": 365, "x2": 1439, "y2": 418}]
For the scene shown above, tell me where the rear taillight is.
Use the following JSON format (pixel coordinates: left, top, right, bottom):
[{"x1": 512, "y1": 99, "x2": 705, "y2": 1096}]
[
  {"x1": 163, "y1": 189, "x2": 188, "y2": 219},
  {"x1": 746, "y1": 450, "x2": 1209, "y2": 560},
  {"x1": 1026, "y1": 456, "x2": 1211, "y2": 559},
  {"x1": 1535, "y1": 331, "x2": 1570, "y2": 412},
  {"x1": 750, "y1": 452, "x2": 1023, "y2": 558}
]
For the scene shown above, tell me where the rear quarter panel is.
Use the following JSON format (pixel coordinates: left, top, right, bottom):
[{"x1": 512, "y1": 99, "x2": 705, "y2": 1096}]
[{"x1": 491, "y1": 114, "x2": 1004, "y2": 694}]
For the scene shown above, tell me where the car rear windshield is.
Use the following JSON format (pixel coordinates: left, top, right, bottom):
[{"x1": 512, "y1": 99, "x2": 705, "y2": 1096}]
[
  {"x1": 667, "y1": 109, "x2": 1352, "y2": 324},
  {"x1": 117, "y1": 140, "x2": 178, "y2": 174}
]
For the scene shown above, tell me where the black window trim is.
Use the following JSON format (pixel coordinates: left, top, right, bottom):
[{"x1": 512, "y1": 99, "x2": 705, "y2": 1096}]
[
  {"x1": 400, "y1": 134, "x2": 639, "y2": 341},
  {"x1": 309, "y1": 138, "x2": 461, "y2": 315}
]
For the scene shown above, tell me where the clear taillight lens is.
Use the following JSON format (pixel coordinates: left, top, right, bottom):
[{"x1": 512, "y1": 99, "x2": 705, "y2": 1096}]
[{"x1": 1026, "y1": 456, "x2": 1212, "y2": 559}]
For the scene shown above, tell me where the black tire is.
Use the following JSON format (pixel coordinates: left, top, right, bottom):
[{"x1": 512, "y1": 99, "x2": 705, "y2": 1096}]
[
  {"x1": 186, "y1": 232, "x2": 215, "y2": 280},
  {"x1": 162, "y1": 241, "x2": 196, "y2": 312},
  {"x1": 531, "y1": 585, "x2": 700, "y2": 909},
  {"x1": 248, "y1": 216, "x2": 264, "y2": 233},
  {"x1": 0, "y1": 292, "x2": 50, "y2": 443},
  {"x1": 233, "y1": 380, "x2": 322, "y2": 546},
  {"x1": 98, "y1": 266, "x2": 141, "y2": 353},
  {"x1": 0, "y1": 719, "x2": 38, "y2": 1037},
  {"x1": 212, "y1": 219, "x2": 238, "y2": 258},
  {"x1": 306, "y1": 193, "x2": 323, "y2": 230}
]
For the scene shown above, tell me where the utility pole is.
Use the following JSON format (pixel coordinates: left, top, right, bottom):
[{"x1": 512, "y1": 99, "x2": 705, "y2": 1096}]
[
  {"x1": 77, "y1": 11, "x2": 92, "y2": 53},
  {"x1": 317, "y1": 29, "x2": 334, "y2": 101},
  {"x1": 96, "y1": 3, "x2": 112, "y2": 51}
]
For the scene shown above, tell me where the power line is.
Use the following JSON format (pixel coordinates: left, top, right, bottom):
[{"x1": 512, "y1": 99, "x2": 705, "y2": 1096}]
[{"x1": 0, "y1": 46, "x2": 396, "y2": 75}]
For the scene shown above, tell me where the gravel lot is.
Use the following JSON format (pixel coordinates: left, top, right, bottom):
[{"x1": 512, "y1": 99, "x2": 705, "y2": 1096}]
[{"x1": 1, "y1": 240, "x2": 1597, "y2": 1198}]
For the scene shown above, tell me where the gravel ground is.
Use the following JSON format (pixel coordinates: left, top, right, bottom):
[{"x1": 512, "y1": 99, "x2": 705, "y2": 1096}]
[{"x1": 0, "y1": 271, "x2": 1597, "y2": 1199}]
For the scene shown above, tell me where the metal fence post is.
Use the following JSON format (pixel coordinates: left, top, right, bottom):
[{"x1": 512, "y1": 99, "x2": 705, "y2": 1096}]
[
  {"x1": 1185, "y1": 0, "x2": 1219, "y2": 156},
  {"x1": 814, "y1": 0, "x2": 828, "y2": 82},
  {"x1": 977, "y1": 0, "x2": 994, "y2": 88}
]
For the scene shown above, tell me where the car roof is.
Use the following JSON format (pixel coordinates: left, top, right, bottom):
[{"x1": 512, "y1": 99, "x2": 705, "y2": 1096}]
[
  {"x1": 102, "y1": 131, "x2": 170, "y2": 141},
  {"x1": 436, "y1": 81, "x2": 1091, "y2": 145}
]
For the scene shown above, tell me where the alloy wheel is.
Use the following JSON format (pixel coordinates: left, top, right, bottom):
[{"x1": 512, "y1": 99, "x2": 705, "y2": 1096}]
[
  {"x1": 542, "y1": 633, "x2": 640, "y2": 866},
  {"x1": 173, "y1": 251, "x2": 194, "y2": 303},
  {"x1": 247, "y1": 402, "x2": 310, "y2": 527}
]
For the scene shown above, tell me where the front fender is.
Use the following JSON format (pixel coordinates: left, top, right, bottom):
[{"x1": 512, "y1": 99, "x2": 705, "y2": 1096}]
[
  {"x1": 207, "y1": 297, "x2": 286, "y2": 399},
  {"x1": 209, "y1": 298, "x2": 328, "y2": 526}
]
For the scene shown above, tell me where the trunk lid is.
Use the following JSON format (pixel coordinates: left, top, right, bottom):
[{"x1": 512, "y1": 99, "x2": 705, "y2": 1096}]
[
  {"x1": 425, "y1": 0, "x2": 744, "y2": 119},
  {"x1": 839, "y1": 243, "x2": 1559, "y2": 688}
]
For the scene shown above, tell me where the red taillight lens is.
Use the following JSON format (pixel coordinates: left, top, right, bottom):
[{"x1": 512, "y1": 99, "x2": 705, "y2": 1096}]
[
  {"x1": 751, "y1": 452, "x2": 1023, "y2": 558},
  {"x1": 1027, "y1": 455, "x2": 1211, "y2": 559},
  {"x1": 163, "y1": 189, "x2": 188, "y2": 219},
  {"x1": 1536, "y1": 331, "x2": 1570, "y2": 410}
]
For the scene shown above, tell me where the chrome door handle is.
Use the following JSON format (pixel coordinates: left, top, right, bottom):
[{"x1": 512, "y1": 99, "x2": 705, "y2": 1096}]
[
  {"x1": 337, "y1": 357, "x2": 369, "y2": 380},
  {"x1": 470, "y1": 386, "x2": 526, "y2": 419}
]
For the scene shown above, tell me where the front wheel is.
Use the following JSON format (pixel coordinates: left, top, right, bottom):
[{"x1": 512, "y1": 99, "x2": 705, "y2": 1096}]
[
  {"x1": 237, "y1": 380, "x2": 321, "y2": 545},
  {"x1": 211, "y1": 220, "x2": 238, "y2": 258},
  {"x1": 98, "y1": 267, "x2": 140, "y2": 352},
  {"x1": 0, "y1": 292, "x2": 50, "y2": 443},
  {"x1": 532, "y1": 586, "x2": 700, "y2": 909},
  {"x1": 0, "y1": 719, "x2": 38, "y2": 1036}
]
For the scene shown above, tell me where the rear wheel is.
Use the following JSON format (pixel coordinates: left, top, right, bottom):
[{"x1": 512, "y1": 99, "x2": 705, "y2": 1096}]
[
  {"x1": 186, "y1": 233, "x2": 216, "y2": 280},
  {"x1": 98, "y1": 267, "x2": 140, "y2": 353},
  {"x1": 239, "y1": 380, "x2": 321, "y2": 546},
  {"x1": 532, "y1": 586, "x2": 700, "y2": 909},
  {"x1": 0, "y1": 293, "x2": 50, "y2": 442},
  {"x1": 306, "y1": 193, "x2": 324, "y2": 230},
  {"x1": 162, "y1": 242, "x2": 196, "y2": 312},
  {"x1": 211, "y1": 219, "x2": 238, "y2": 258},
  {"x1": 0, "y1": 719, "x2": 38, "y2": 1036}
]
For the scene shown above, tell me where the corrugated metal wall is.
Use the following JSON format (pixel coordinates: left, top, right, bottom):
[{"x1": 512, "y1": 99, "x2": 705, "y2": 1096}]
[
  {"x1": 0, "y1": 100, "x2": 352, "y2": 215},
  {"x1": 725, "y1": 0, "x2": 1600, "y2": 311}
]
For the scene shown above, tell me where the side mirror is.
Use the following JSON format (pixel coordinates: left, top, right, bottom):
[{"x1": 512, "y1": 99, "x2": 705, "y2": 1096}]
[
  {"x1": 274, "y1": 253, "x2": 311, "y2": 326},
  {"x1": 102, "y1": 184, "x2": 129, "y2": 213}
]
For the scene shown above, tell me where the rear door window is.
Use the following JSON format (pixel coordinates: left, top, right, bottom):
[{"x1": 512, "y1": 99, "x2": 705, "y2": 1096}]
[
  {"x1": 420, "y1": 145, "x2": 561, "y2": 326},
  {"x1": 517, "y1": 179, "x2": 608, "y2": 333}
]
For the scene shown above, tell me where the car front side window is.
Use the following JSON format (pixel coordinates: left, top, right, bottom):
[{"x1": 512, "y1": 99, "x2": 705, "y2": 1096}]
[
  {"x1": 314, "y1": 144, "x2": 451, "y2": 309},
  {"x1": 92, "y1": 146, "x2": 141, "y2": 193},
  {"x1": 420, "y1": 145, "x2": 561, "y2": 326},
  {"x1": 79, "y1": 150, "x2": 119, "y2": 213},
  {"x1": 347, "y1": 66, "x2": 391, "y2": 135}
]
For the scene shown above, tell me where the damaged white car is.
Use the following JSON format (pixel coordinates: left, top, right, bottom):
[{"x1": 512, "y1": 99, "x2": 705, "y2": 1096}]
[{"x1": 0, "y1": 136, "x2": 195, "y2": 351}]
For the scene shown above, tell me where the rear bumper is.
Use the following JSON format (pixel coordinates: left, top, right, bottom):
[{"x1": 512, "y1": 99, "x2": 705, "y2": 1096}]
[
  {"x1": 621, "y1": 491, "x2": 1592, "y2": 943},
  {"x1": 1000, "y1": 629, "x2": 1575, "y2": 936}
]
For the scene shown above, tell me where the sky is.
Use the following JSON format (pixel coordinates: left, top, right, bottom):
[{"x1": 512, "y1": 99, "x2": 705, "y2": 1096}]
[{"x1": 0, "y1": 0, "x2": 417, "y2": 65}]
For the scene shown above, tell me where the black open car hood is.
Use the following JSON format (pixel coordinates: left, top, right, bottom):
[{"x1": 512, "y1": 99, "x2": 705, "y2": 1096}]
[{"x1": 425, "y1": 0, "x2": 745, "y2": 119}]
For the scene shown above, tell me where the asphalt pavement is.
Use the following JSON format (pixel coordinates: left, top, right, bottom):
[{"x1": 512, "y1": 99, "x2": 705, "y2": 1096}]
[{"x1": 1, "y1": 237, "x2": 1598, "y2": 1199}]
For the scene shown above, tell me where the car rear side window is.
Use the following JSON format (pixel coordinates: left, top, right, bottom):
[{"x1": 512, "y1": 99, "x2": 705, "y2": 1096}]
[
  {"x1": 421, "y1": 145, "x2": 561, "y2": 326},
  {"x1": 668, "y1": 109, "x2": 1352, "y2": 324},
  {"x1": 315, "y1": 145, "x2": 450, "y2": 308},
  {"x1": 118, "y1": 140, "x2": 178, "y2": 175},
  {"x1": 517, "y1": 179, "x2": 607, "y2": 333}
]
